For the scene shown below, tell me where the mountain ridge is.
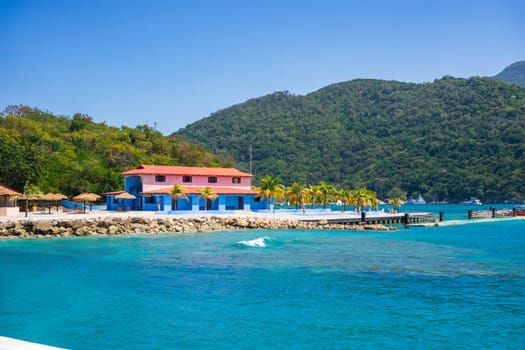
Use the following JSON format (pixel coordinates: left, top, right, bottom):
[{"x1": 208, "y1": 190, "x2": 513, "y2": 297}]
[
  {"x1": 492, "y1": 60, "x2": 525, "y2": 87},
  {"x1": 177, "y1": 76, "x2": 525, "y2": 202}
]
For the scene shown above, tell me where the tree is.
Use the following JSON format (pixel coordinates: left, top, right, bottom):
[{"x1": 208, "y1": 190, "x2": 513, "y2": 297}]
[
  {"x1": 286, "y1": 182, "x2": 306, "y2": 210},
  {"x1": 388, "y1": 197, "x2": 404, "y2": 213},
  {"x1": 349, "y1": 188, "x2": 377, "y2": 213},
  {"x1": 255, "y1": 175, "x2": 284, "y2": 210},
  {"x1": 306, "y1": 184, "x2": 322, "y2": 209},
  {"x1": 171, "y1": 184, "x2": 188, "y2": 210},
  {"x1": 318, "y1": 181, "x2": 335, "y2": 209},
  {"x1": 198, "y1": 186, "x2": 218, "y2": 211},
  {"x1": 338, "y1": 188, "x2": 352, "y2": 212},
  {"x1": 22, "y1": 182, "x2": 43, "y2": 217}
]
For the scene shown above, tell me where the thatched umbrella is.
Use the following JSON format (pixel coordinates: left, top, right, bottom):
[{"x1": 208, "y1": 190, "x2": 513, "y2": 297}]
[
  {"x1": 114, "y1": 192, "x2": 135, "y2": 211},
  {"x1": 73, "y1": 193, "x2": 101, "y2": 213},
  {"x1": 41, "y1": 193, "x2": 68, "y2": 214},
  {"x1": 114, "y1": 192, "x2": 136, "y2": 200}
]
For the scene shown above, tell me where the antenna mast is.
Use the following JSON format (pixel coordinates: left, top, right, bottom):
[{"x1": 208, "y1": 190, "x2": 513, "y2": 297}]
[{"x1": 249, "y1": 145, "x2": 253, "y2": 175}]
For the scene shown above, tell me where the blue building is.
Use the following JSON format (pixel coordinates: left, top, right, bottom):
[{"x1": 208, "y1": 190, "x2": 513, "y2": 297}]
[{"x1": 104, "y1": 164, "x2": 270, "y2": 212}]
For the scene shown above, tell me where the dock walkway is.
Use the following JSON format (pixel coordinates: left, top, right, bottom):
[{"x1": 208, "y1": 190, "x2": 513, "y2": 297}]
[
  {"x1": 294, "y1": 211, "x2": 433, "y2": 225},
  {"x1": 408, "y1": 216, "x2": 525, "y2": 227}
]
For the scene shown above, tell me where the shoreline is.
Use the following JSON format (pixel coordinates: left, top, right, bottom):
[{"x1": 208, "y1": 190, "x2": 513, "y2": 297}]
[{"x1": 0, "y1": 210, "x2": 395, "y2": 239}]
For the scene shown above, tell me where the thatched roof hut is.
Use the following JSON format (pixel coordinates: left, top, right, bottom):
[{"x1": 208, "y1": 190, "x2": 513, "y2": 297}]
[
  {"x1": 73, "y1": 193, "x2": 101, "y2": 213},
  {"x1": 0, "y1": 184, "x2": 21, "y2": 216}
]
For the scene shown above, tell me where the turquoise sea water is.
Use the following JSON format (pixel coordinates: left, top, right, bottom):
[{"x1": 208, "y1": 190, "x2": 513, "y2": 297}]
[{"x1": 1, "y1": 217, "x2": 524, "y2": 349}]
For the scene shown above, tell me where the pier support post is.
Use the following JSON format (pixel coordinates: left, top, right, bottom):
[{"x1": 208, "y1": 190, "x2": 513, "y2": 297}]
[
  {"x1": 439, "y1": 212, "x2": 444, "y2": 222},
  {"x1": 468, "y1": 210, "x2": 472, "y2": 220},
  {"x1": 513, "y1": 208, "x2": 517, "y2": 217},
  {"x1": 404, "y1": 213, "x2": 410, "y2": 225},
  {"x1": 492, "y1": 208, "x2": 496, "y2": 218},
  {"x1": 361, "y1": 211, "x2": 366, "y2": 223}
]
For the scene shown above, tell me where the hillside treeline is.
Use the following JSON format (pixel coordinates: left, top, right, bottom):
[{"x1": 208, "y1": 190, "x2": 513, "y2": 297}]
[
  {"x1": 0, "y1": 106, "x2": 232, "y2": 195},
  {"x1": 177, "y1": 77, "x2": 525, "y2": 202}
]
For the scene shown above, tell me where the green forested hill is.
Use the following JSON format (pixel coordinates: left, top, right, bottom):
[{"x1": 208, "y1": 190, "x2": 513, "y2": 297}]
[
  {"x1": 493, "y1": 60, "x2": 525, "y2": 88},
  {"x1": 0, "y1": 106, "x2": 232, "y2": 195},
  {"x1": 177, "y1": 77, "x2": 525, "y2": 202}
]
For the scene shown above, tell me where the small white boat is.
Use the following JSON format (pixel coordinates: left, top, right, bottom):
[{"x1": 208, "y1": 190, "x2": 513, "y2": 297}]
[
  {"x1": 405, "y1": 194, "x2": 426, "y2": 205},
  {"x1": 415, "y1": 194, "x2": 426, "y2": 204},
  {"x1": 462, "y1": 198, "x2": 482, "y2": 205}
]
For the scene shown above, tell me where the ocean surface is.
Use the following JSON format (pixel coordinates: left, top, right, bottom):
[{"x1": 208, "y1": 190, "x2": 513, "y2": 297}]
[{"x1": 1, "y1": 209, "x2": 524, "y2": 349}]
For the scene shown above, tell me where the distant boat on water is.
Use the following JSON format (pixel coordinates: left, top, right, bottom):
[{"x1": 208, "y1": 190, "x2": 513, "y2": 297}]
[
  {"x1": 461, "y1": 198, "x2": 482, "y2": 205},
  {"x1": 406, "y1": 194, "x2": 426, "y2": 205}
]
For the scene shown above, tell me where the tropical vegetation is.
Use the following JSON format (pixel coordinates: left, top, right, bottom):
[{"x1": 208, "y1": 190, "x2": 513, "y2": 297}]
[
  {"x1": 198, "y1": 186, "x2": 218, "y2": 210},
  {"x1": 171, "y1": 184, "x2": 189, "y2": 210},
  {"x1": 177, "y1": 76, "x2": 525, "y2": 203},
  {"x1": 268, "y1": 178, "x2": 389, "y2": 213},
  {"x1": 0, "y1": 106, "x2": 232, "y2": 196},
  {"x1": 254, "y1": 175, "x2": 285, "y2": 209},
  {"x1": 388, "y1": 197, "x2": 404, "y2": 213},
  {"x1": 21, "y1": 182, "x2": 43, "y2": 217}
]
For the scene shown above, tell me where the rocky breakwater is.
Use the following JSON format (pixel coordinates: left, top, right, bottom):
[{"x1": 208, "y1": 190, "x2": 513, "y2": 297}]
[{"x1": 0, "y1": 216, "x2": 395, "y2": 239}]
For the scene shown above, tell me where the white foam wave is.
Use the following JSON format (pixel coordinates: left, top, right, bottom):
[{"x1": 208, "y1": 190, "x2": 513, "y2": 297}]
[{"x1": 238, "y1": 236, "x2": 270, "y2": 248}]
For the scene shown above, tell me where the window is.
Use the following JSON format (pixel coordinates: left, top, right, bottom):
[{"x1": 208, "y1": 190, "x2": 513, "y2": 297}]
[
  {"x1": 155, "y1": 175, "x2": 166, "y2": 182},
  {"x1": 232, "y1": 177, "x2": 241, "y2": 184},
  {"x1": 144, "y1": 196, "x2": 155, "y2": 204},
  {"x1": 208, "y1": 176, "x2": 217, "y2": 183},
  {"x1": 183, "y1": 175, "x2": 192, "y2": 183}
]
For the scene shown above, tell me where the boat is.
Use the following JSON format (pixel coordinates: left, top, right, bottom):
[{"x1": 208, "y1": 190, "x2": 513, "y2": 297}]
[
  {"x1": 415, "y1": 194, "x2": 426, "y2": 204},
  {"x1": 461, "y1": 198, "x2": 482, "y2": 205},
  {"x1": 405, "y1": 194, "x2": 426, "y2": 205}
]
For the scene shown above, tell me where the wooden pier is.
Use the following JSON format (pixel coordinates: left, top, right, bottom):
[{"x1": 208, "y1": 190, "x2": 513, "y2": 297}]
[{"x1": 408, "y1": 216, "x2": 525, "y2": 227}]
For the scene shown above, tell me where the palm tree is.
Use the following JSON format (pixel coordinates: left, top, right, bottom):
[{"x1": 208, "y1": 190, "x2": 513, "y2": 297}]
[
  {"x1": 286, "y1": 182, "x2": 305, "y2": 210},
  {"x1": 349, "y1": 188, "x2": 377, "y2": 213},
  {"x1": 22, "y1": 182, "x2": 43, "y2": 217},
  {"x1": 388, "y1": 197, "x2": 404, "y2": 213},
  {"x1": 307, "y1": 184, "x2": 322, "y2": 209},
  {"x1": 338, "y1": 188, "x2": 352, "y2": 212},
  {"x1": 318, "y1": 181, "x2": 335, "y2": 209},
  {"x1": 255, "y1": 175, "x2": 284, "y2": 210},
  {"x1": 198, "y1": 186, "x2": 218, "y2": 211},
  {"x1": 171, "y1": 184, "x2": 188, "y2": 210}
]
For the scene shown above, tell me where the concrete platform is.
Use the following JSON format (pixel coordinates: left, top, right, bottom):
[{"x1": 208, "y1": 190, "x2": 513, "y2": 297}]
[{"x1": 0, "y1": 336, "x2": 66, "y2": 350}]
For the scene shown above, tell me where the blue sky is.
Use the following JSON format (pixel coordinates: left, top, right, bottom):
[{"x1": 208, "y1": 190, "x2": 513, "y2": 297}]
[{"x1": 1, "y1": 0, "x2": 524, "y2": 134}]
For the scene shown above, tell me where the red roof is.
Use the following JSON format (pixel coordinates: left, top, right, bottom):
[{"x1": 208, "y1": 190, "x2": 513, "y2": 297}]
[
  {"x1": 141, "y1": 186, "x2": 258, "y2": 195},
  {"x1": 102, "y1": 191, "x2": 125, "y2": 196},
  {"x1": 122, "y1": 164, "x2": 254, "y2": 177}
]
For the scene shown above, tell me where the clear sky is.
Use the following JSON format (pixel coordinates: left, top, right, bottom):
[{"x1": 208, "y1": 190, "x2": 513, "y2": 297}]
[{"x1": 1, "y1": 0, "x2": 524, "y2": 134}]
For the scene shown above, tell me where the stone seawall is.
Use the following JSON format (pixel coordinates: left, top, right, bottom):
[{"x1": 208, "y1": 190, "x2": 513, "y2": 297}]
[{"x1": 0, "y1": 216, "x2": 395, "y2": 238}]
